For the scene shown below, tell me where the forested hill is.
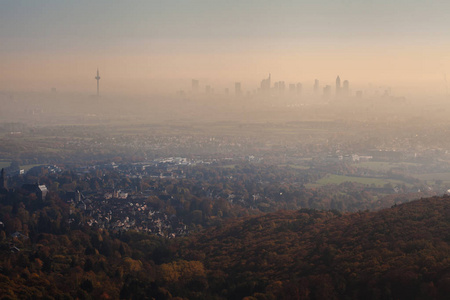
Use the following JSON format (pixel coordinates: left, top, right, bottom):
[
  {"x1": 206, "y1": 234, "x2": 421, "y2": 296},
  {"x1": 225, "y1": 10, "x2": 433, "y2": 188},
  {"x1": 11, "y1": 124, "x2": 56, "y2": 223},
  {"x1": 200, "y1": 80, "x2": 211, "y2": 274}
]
[
  {"x1": 181, "y1": 195, "x2": 450, "y2": 299},
  {"x1": 2, "y1": 194, "x2": 450, "y2": 299}
]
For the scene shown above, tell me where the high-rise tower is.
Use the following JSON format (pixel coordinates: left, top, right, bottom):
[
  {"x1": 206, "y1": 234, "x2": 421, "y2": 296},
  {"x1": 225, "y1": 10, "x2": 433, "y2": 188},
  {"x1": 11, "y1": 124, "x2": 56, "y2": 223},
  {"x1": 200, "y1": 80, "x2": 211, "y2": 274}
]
[
  {"x1": 192, "y1": 79, "x2": 199, "y2": 93},
  {"x1": 260, "y1": 74, "x2": 271, "y2": 92},
  {"x1": 343, "y1": 80, "x2": 349, "y2": 96},
  {"x1": 323, "y1": 85, "x2": 331, "y2": 98},
  {"x1": 95, "y1": 68, "x2": 101, "y2": 96},
  {"x1": 235, "y1": 82, "x2": 242, "y2": 96},
  {"x1": 336, "y1": 75, "x2": 341, "y2": 96},
  {"x1": 296, "y1": 83, "x2": 302, "y2": 95}
]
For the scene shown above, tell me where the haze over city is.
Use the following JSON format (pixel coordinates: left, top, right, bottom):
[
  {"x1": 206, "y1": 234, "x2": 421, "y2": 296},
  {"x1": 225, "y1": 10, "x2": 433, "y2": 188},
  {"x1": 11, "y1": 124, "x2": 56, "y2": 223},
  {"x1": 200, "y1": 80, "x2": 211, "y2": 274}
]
[{"x1": 1, "y1": 0, "x2": 450, "y2": 97}]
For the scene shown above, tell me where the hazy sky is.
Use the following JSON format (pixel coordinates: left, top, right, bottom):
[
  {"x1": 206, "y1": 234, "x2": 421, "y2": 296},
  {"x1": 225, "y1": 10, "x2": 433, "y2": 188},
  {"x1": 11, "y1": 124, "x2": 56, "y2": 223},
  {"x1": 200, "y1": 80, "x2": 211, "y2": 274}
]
[{"x1": 1, "y1": 0, "x2": 450, "y2": 95}]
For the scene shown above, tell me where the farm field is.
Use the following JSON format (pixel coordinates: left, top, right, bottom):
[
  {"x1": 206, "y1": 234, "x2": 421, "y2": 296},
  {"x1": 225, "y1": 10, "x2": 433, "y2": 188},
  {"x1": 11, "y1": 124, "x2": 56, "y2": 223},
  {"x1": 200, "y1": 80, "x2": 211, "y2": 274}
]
[
  {"x1": 356, "y1": 161, "x2": 421, "y2": 172},
  {"x1": 0, "y1": 161, "x2": 10, "y2": 169},
  {"x1": 308, "y1": 174, "x2": 409, "y2": 188}
]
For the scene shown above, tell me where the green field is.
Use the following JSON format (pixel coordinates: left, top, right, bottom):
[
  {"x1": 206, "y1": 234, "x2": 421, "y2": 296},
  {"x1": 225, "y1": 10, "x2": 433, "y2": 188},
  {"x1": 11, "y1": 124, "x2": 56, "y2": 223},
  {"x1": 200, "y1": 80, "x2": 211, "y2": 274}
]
[
  {"x1": 307, "y1": 174, "x2": 408, "y2": 188},
  {"x1": 279, "y1": 164, "x2": 310, "y2": 170},
  {"x1": 22, "y1": 164, "x2": 43, "y2": 171},
  {"x1": 219, "y1": 164, "x2": 237, "y2": 169},
  {"x1": 415, "y1": 173, "x2": 450, "y2": 181},
  {"x1": 0, "y1": 161, "x2": 10, "y2": 169},
  {"x1": 356, "y1": 161, "x2": 421, "y2": 172},
  {"x1": 0, "y1": 162, "x2": 41, "y2": 172}
]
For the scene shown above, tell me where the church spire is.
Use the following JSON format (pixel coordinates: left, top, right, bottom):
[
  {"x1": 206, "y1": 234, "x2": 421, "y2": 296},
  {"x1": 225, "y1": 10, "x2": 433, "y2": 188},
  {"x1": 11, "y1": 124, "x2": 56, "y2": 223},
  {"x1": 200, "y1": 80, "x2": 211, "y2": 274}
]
[{"x1": 1, "y1": 168, "x2": 7, "y2": 191}]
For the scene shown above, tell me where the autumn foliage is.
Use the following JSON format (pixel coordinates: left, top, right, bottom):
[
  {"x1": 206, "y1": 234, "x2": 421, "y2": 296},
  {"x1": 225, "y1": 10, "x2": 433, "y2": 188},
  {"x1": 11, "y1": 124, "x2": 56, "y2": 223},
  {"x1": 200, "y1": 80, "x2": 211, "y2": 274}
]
[{"x1": 2, "y1": 191, "x2": 450, "y2": 299}]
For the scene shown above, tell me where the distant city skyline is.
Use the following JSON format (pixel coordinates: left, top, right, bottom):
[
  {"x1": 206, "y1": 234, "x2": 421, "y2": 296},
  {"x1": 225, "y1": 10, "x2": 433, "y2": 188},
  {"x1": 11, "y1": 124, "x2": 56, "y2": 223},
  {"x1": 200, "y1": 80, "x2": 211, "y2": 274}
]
[
  {"x1": 1, "y1": 1, "x2": 450, "y2": 97},
  {"x1": 188, "y1": 74, "x2": 356, "y2": 98}
]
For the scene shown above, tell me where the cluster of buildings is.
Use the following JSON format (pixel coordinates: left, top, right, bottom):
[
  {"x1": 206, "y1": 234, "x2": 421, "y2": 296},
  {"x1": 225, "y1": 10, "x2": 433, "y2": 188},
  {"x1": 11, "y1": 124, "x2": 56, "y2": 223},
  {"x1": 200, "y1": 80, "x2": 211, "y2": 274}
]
[
  {"x1": 187, "y1": 74, "x2": 362, "y2": 99},
  {"x1": 1, "y1": 168, "x2": 48, "y2": 201},
  {"x1": 321, "y1": 76, "x2": 352, "y2": 98},
  {"x1": 67, "y1": 190, "x2": 188, "y2": 238}
]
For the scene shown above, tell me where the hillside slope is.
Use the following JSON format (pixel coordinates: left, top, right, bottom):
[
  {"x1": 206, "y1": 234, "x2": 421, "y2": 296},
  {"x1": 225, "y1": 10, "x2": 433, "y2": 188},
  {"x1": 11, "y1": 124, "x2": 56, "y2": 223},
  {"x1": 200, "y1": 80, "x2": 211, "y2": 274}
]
[
  {"x1": 2, "y1": 194, "x2": 450, "y2": 299},
  {"x1": 183, "y1": 196, "x2": 450, "y2": 299}
]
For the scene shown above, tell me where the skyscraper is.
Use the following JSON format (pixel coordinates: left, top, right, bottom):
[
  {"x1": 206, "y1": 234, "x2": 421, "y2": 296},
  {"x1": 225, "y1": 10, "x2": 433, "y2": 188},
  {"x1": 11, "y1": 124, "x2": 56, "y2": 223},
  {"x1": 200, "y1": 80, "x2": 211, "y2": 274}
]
[
  {"x1": 343, "y1": 80, "x2": 349, "y2": 96},
  {"x1": 356, "y1": 90, "x2": 363, "y2": 98},
  {"x1": 289, "y1": 84, "x2": 296, "y2": 93},
  {"x1": 235, "y1": 82, "x2": 242, "y2": 96},
  {"x1": 260, "y1": 73, "x2": 271, "y2": 92},
  {"x1": 276, "y1": 81, "x2": 285, "y2": 93},
  {"x1": 192, "y1": 79, "x2": 199, "y2": 93},
  {"x1": 336, "y1": 75, "x2": 341, "y2": 96},
  {"x1": 314, "y1": 79, "x2": 319, "y2": 94},
  {"x1": 296, "y1": 83, "x2": 302, "y2": 95},
  {"x1": 323, "y1": 85, "x2": 331, "y2": 98}
]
